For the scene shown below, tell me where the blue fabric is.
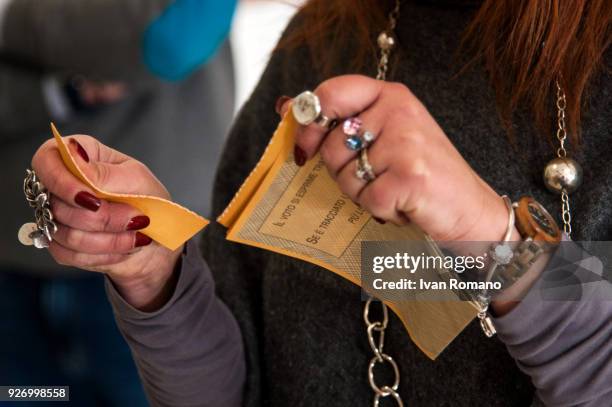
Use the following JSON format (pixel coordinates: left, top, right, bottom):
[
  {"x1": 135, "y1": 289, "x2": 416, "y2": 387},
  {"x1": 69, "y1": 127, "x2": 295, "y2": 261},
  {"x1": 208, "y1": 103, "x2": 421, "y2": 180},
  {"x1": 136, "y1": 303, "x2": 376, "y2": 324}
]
[{"x1": 143, "y1": 0, "x2": 237, "y2": 81}]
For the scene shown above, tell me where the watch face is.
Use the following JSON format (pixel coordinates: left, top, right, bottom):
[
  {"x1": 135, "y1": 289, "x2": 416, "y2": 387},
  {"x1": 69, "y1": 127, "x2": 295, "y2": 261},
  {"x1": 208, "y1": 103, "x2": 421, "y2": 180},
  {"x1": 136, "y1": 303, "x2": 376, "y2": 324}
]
[
  {"x1": 292, "y1": 91, "x2": 321, "y2": 125},
  {"x1": 528, "y1": 202, "x2": 557, "y2": 237}
]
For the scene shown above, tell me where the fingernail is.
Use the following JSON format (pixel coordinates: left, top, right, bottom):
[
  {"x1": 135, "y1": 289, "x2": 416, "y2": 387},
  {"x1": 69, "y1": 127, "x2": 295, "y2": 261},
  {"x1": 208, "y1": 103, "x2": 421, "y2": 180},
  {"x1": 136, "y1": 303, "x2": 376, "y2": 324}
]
[
  {"x1": 373, "y1": 217, "x2": 386, "y2": 224},
  {"x1": 294, "y1": 146, "x2": 306, "y2": 166},
  {"x1": 127, "y1": 216, "x2": 150, "y2": 231},
  {"x1": 135, "y1": 232, "x2": 153, "y2": 247},
  {"x1": 69, "y1": 138, "x2": 89, "y2": 162},
  {"x1": 275, "y1": 95, "x2": 291, "y2": 115},
  {"x1": 75, "y1": 191, "x2": 101, "y2": 212}
]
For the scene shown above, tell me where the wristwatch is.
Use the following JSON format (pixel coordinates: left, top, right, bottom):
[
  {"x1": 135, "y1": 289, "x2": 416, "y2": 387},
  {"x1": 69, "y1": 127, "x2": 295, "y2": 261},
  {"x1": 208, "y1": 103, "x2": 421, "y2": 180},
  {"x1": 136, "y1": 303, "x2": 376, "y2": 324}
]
[
  {"x1": 492, "y1": 197, "x2": 562, "y2": 288},
  {"x1": 478, "y1": 196, "x2": 561, "y2": 337},
  {"x1": 514, "y1": 196, "x2": 562, "y2": 243}
]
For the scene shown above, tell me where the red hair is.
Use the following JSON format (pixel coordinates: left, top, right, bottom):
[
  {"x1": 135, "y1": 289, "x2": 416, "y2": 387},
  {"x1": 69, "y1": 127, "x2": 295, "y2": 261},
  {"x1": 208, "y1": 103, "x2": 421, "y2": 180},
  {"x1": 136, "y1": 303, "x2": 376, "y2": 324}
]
[{"x1": 280, "y1": 0, "x2": 611, "y2": 141}]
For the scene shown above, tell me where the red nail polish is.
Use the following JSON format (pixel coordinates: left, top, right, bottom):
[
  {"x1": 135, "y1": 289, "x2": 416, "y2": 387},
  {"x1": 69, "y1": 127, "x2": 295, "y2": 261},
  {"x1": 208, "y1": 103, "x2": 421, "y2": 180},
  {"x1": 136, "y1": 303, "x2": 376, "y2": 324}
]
[
  {"x1": 275, "y1": 95, "x2": 291, "y2": 115},
  {"x1": 373, "y1": 217, "x2": 386, "y2": 224},
  {"x1": 127, "y1": 216, "x2": 150, "y2": 231},
  {"x1": 75, "y1": 191, "x2": 101, "y2": 212},
  {"x1": 294, "y1": 146, "x2": 306, "y2": 166},
  {"x1": 69, "y1": 138, "x2": 89, "y2": 162},
  {"x1": 135, "y1": 232, "x2": 153, "y2": 247}
]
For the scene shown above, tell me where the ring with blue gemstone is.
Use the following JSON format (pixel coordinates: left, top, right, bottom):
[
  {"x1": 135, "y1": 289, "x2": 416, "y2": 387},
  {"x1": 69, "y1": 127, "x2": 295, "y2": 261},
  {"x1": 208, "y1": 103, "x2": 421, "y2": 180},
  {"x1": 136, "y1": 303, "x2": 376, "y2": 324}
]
[
  {"x1": 344, "y1": 130, "x2": 376, "y2": 152},
  {"x1": 345, "y1": 135, "x2": 363, "y2": 151},
  {"x1": 342, "y1": 117, "x2": 376, "y2": 151}
]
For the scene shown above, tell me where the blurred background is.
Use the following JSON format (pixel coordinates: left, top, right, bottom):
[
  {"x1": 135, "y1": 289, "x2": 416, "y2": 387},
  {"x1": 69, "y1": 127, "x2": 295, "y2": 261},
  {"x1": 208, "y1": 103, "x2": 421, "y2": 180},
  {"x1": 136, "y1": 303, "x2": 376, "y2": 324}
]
[
  {"x1": 232, "y1": 0, "x2": 303, "y2": 111},
  {"x1": 0, "y1": 0, "x2": 302, "y2": 405}
]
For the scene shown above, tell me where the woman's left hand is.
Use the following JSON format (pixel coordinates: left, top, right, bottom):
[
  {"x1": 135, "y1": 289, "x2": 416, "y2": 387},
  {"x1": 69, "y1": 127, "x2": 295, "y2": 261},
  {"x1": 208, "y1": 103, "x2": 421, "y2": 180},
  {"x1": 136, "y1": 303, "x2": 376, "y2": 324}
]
[{"x1": 281, "y1": 74, "x2": 513, "y2": 243}]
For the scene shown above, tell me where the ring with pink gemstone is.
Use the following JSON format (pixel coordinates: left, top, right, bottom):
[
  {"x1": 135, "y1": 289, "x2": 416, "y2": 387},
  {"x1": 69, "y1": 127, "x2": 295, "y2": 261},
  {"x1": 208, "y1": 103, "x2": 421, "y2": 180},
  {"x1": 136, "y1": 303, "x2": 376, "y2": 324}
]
[{"x1": 342, "y1": 117, "x2": 376, "y2": 151}]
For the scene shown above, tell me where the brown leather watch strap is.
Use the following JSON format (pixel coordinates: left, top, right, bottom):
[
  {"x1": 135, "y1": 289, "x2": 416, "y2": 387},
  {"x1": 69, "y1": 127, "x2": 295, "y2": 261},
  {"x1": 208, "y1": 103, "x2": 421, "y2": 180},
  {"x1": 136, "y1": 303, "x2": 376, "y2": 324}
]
[{"x1": 515, "y1": 196, "x2": 562, "y2": 243}]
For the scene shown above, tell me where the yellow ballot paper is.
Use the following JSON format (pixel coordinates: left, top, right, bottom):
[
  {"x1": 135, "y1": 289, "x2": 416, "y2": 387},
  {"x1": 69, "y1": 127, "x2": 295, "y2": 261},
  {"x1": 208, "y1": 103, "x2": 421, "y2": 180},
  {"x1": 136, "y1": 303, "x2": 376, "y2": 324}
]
[
  {"x1": 52, "y1": 124, "x2": 208, "y2": 251},
  {"x1": 219, "y1": 112, "x2": 479, "y2": 360}
]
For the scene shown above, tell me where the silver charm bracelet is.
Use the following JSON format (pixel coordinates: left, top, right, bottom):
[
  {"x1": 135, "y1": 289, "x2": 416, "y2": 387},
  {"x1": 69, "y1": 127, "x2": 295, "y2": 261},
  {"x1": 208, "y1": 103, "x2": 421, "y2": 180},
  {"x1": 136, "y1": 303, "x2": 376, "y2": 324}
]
[{"x1": 18, "y1": 169, "x2": 58, "y2": 249}]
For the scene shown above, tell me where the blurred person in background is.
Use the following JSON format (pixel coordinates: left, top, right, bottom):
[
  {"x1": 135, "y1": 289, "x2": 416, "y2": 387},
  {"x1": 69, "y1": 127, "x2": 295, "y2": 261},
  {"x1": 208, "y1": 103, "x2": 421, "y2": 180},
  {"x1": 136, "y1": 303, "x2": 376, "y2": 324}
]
[{"x1": 0, "y1": 0, "x2": 236, "y2": 405}]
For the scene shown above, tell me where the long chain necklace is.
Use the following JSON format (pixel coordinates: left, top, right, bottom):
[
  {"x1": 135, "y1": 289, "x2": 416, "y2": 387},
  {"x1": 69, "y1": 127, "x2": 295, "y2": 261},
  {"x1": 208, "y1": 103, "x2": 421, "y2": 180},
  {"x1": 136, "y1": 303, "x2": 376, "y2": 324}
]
[
  {"x1": 362, "y1": 4, "x2": 404, "y2": 407},
  {"x1": 363, "y1": 2, "x2": 582, "y2": 405},
  {"x1": 543, "y1": 80, "x2": 583, "y2": 236}
]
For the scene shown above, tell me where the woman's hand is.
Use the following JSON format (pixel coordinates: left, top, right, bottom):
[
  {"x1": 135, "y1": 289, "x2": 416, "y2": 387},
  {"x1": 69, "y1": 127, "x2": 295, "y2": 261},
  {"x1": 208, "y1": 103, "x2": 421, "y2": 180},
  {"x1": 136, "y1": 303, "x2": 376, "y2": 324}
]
[
  {"x1": 282, "y1": 75, "x2": 529, "y2": 315},
  {"x1": 282, "y1": 75, "x2": 514, "y2": 243},
  {"x1": 31, "y1": 135, "x2": 182, "y2": 311}
]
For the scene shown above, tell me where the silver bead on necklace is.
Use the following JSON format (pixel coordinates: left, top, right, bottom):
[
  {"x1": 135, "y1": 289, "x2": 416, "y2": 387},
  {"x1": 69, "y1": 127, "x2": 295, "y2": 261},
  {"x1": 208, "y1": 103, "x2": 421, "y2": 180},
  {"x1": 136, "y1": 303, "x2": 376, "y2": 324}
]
[{"x1": 542, "y1": 80, "x2": 582, "y2": 236}]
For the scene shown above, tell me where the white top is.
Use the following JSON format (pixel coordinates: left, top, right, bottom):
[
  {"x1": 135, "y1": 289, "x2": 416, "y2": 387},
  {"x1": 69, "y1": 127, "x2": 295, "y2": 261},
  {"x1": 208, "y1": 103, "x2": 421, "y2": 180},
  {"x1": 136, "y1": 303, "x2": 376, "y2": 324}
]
[{"x1": 0, "y1": 0, "x2": 12, "y2": 46}]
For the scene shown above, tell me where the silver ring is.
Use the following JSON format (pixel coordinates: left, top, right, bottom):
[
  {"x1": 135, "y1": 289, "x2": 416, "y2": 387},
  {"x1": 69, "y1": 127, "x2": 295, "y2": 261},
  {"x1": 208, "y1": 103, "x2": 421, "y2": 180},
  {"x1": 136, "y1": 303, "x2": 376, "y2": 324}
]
[
  {"x1": 356, "y1": 149, "x2": 376, "y2": 182},
  {"x1": 314, "y1": 114, "x2": 336, "y2": 129},
  {"x1": 18, "y1": 169, "x2": 57, "y2": 249},
  {"x1": 292, "y1": 91, "x2": 337, "y2": 130},
  {"x1": 343, "y1": 118, "x2": 377, "y2": 151}
]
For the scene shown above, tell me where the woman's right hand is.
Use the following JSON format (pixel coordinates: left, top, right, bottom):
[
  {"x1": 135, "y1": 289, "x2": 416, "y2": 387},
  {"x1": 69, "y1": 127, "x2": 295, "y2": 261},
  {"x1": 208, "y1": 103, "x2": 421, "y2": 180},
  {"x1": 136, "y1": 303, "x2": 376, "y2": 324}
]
[{"x1": 31, "y1": 135, "x2": 183, "y2": 311}]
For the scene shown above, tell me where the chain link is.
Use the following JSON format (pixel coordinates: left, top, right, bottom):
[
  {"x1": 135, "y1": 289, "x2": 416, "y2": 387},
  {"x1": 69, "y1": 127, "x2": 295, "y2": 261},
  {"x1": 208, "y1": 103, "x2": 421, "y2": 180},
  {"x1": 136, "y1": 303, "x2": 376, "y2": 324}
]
[
  {"x1": 364, "y1": 1, "x2": 405, "y2": 405},
  {"x1": 23, "y1": 169, "x2": 57, "y2": 245},
  {"x1": 561, "y1": 190, "x2": 572, "y2": 235},
  {"x1": 375, "y1": 0, "x2": 401, "y2": 81},
  {"x1": 364, "y1": 298, "x2": 404, "y2": 407},
  {"x1": 554, "y1": 79, "x2": 573, "y2": 235},
  {"x1": 555, "y1": 80, "x2": 568, "y2": 158}
]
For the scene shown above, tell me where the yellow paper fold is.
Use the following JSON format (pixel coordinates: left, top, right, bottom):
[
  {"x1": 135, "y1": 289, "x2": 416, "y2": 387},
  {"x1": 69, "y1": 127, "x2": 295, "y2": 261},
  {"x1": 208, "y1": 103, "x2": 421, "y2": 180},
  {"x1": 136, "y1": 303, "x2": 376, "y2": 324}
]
[
  {"x1": 218, "y1": 111, "x2": 479, "y2": 360},
  {"x1": 52, "y1": 124, "x2": 208, "y2": 251}
]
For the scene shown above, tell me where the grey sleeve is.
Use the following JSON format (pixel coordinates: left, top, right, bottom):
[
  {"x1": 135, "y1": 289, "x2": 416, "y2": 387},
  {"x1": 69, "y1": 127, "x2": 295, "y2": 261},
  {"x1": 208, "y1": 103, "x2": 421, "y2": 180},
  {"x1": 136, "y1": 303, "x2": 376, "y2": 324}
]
[
  {"x1": 1, "y1": 0, "x2": 172, "y2": 81},
  {"x1": 105, "y1": 238, "x2": 246, "y2": 407},
  {"x1": 493, "y1": 241, "x2": 612, "y2": 406}
]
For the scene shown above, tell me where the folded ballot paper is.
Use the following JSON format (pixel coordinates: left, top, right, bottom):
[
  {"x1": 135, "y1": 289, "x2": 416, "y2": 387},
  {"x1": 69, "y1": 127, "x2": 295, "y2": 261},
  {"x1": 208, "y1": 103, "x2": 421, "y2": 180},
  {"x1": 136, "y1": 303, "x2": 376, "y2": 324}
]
[
  {"x1": 52, "y1": 124, "x2": 208, "y2": 251},
  {"x1": 218, "y1": 110, "x2": 479, "y2": 359}
]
